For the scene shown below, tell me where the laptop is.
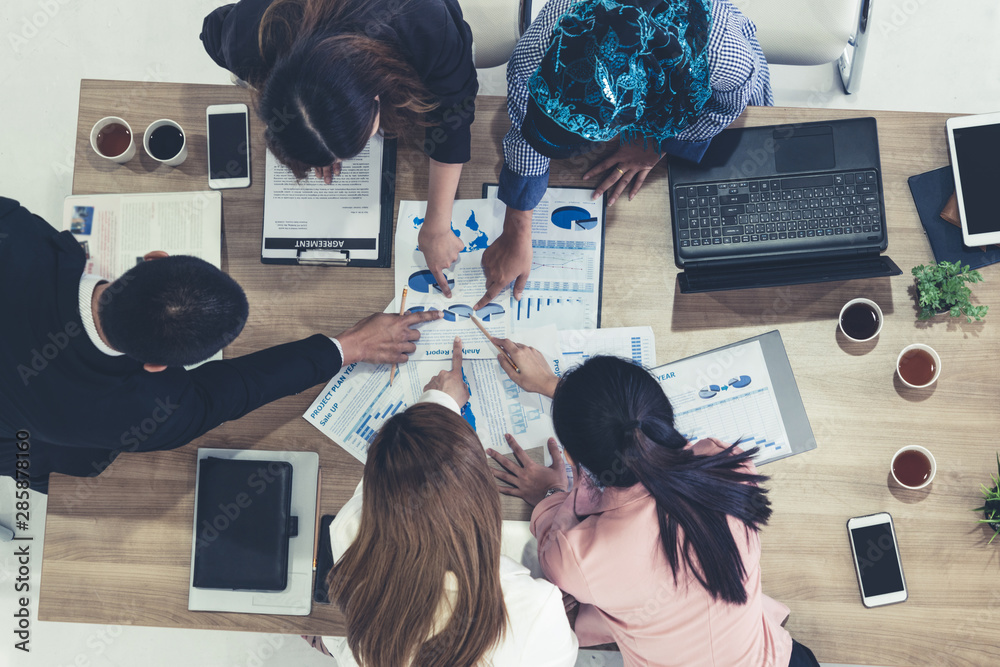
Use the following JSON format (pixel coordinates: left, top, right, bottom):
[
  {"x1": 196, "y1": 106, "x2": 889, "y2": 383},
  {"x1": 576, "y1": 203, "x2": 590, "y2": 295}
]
[{"x1": 666, "y1": 117, "x2": 902, "y2": 293}]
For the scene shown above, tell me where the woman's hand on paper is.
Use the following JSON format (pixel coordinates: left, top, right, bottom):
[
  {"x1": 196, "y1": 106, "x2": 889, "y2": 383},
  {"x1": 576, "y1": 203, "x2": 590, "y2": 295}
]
[
  {"x1": 313, "y1": 162, "x2": 342, "y2": 184},
  {"x1": 583, "y1": 141, "x2": 663, "y2": 206},
  {"x1": 487, "y1": 436, "x2": 568, "y2": 507},
  {"x1": 417, "y1": 216, "x2": 464, "y2": 298},
  {"x1": 423, "y1": 337, "x2": 469, "y2": 407},
  {"x1": 494, "y1": 338, "x2": 559, "y2": 398},
  {"x1": 336, "y1": 310, "x2": 442, "y2": 366}
]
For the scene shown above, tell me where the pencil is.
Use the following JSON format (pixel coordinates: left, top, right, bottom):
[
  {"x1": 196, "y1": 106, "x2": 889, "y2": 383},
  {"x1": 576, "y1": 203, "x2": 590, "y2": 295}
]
[
  {"x1": 389, "y1": 288, "x2": 408, "y2": 386},
  {"x1": 470, "y1": 315, "x2": 520, "y2": 374}
]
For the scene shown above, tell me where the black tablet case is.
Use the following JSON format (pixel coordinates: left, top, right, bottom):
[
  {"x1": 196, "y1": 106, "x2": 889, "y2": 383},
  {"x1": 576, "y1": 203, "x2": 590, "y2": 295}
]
[{"x1": 193, "y1": 458, "x2": 294, "y2": 591}]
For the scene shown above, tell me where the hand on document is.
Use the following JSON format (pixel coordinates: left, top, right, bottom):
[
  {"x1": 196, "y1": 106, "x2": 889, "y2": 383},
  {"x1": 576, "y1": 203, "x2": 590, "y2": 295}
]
[
  {"x1": 335, "y1": 310, "x2": 442, "y2": 366},
  {"x1": 312, "y1": 162, "x2": 342, "y2": 184},
  {"x1": 487, "y1": 436, "x2": 569, "y2": 507},
  {"x1": 417, "y1": 218, "x2": 464, "y2": 298},
  {"x1": 476, "y1": 207, "x2": 534, "y2": 309},
  {"x1": 494, "y1": 338, "x2": 559, "y2": 399},
  {"x1": 422, "y1": 337, "x2": 470, "y2": 407}
]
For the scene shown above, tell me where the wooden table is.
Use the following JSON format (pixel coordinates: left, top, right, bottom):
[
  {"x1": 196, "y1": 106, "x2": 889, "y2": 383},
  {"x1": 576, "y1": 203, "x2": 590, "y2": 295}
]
[{"x1": 40, "y1": 79, "x2": 1000, "y2": 666}]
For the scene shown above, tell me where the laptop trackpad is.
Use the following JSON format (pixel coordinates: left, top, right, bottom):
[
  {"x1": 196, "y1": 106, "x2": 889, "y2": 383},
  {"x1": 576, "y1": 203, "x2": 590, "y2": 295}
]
[{"x1": 773, "y1": 126, "x2": 835, "y2": 173}]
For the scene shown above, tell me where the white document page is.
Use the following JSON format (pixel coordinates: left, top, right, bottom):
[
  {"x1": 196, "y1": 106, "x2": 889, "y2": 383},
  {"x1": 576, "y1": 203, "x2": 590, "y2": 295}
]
[
  {"x1": 486, "y1": 185, "x2": 604, "y2": 331},
  {"x1": 304, "y1": 320, "x2": 559, "y2": 461},
  {"x1": 654, "y1": 339, "x2": 791, "y2": 464},
  {"x1": 303, "y1": 355, "x2": 556, "y2": 462},
  {"x1": 63, "y1": 191, "x2": 222, "y2": 279},
  {"x1": 557, "y1": 326, "x2": 657, "y2": 376},
  {"x1": 395, "y1": 199, "x2": 511, "y2": 359},
  {"x1": 262, "y1": 136, "x2": 383, "y2": 262}
]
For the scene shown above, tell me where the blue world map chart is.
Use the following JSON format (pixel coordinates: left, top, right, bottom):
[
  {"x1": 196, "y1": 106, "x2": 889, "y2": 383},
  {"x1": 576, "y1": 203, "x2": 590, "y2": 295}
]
[{"x1": 411, "y1": 209, "x2": 491, "y2": 252}]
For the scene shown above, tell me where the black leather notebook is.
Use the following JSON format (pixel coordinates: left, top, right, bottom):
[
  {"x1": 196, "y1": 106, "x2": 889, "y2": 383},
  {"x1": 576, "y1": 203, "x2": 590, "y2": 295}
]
[{"x1": 193, "y1": 458, "x2": 295, "y2": 591}]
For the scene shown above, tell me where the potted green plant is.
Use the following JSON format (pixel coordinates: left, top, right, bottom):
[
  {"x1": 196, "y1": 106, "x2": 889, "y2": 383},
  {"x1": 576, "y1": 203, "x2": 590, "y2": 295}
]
[
  {"x1": 911, "y1": 260, "x2": 988, "y2": 322},
  {"x1": 973, "y1": 454, "x2": 1000, "y2": 544}
]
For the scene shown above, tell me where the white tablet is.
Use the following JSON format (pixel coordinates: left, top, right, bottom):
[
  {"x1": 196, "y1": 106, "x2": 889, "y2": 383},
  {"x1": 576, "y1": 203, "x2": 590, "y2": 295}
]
[{"x1": 946, "y1": 111, "x2": 1000, "y2": 247}]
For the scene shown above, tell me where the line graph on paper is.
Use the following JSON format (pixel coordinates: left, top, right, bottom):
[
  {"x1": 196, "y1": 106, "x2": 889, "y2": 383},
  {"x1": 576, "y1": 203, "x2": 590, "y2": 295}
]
[
  {"x1": 671, "y1": 387, "x2": 789, "y2": 464},
  {"x1": 528, "y1": 246, "x2": 596, "y2": 284}
]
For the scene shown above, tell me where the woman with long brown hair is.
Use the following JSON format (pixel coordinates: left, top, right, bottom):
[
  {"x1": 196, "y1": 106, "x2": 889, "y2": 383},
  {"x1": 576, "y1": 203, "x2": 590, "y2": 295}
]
[
  {"x1": 201, "y1": 0, "x2": 475, "y2": 293},
  {"x1": 316, "y1": 344, "x2": 578, "y2": 666}
]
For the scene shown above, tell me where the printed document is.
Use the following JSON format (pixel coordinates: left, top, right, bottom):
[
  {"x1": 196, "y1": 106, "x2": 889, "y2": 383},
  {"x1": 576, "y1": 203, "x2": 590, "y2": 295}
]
[
  {"x1": 262, "y1": 136, "x2": 383, "y2": 262},
  {"x1": 654, "y1": 340, "x2": 790, "y2": 464},
  {"x1": 62, "y1": 191, "x2": 221, "y2": 279}
]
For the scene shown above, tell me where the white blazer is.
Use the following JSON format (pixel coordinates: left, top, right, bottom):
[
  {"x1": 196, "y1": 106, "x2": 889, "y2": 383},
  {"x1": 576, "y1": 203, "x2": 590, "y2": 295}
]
[{"x1": 322, "y1": 391, "x2": 579, "y2": 667}]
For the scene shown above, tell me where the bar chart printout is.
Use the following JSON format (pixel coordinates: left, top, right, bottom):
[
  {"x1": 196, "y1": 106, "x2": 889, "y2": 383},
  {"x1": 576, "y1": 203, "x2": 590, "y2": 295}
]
[{"x1": 653, "y1": 339, "x2": 790, "y2": 464}]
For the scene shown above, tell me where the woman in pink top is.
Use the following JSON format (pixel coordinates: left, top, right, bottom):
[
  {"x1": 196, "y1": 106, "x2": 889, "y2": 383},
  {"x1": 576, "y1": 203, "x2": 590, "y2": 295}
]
[{"x1": 487, "y1": 351, "x2": 820, "y2": 667}]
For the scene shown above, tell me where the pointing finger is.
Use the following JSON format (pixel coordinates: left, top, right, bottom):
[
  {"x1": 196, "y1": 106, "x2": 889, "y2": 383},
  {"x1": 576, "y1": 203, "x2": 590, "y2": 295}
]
[
  {"x1": 474, "y1": 282, "x2": 503, "y2": 311},
  {"x1": 402, "y1": 309, "x2": 443, "y2": 326},
  {"x1": 451, "y1": 337, "x2": 463, "y2": 371},
  {"x1": 429, "y1": 265, "x2": 452, "y2": 298}
]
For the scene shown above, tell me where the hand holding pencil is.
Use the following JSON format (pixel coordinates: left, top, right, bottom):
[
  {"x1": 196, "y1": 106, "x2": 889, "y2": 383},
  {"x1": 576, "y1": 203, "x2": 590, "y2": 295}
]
[
  {"x1": 469, "y1": 315, "x2": 520, "y2": 374},
  {"x1": 489, "y1": 335, "x2": 560, "y2": 399}
]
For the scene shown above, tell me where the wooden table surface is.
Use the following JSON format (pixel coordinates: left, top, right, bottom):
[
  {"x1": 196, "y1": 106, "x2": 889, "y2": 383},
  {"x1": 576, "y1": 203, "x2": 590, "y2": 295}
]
[{"x1": 40, "y1": 79, "x2": 1000, "y2": 666}]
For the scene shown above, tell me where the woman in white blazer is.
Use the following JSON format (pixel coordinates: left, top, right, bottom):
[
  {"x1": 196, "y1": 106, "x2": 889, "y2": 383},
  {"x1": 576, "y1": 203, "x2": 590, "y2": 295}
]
[{"x1": 316, "y1": 340, "x2": 578, "y2": 667}]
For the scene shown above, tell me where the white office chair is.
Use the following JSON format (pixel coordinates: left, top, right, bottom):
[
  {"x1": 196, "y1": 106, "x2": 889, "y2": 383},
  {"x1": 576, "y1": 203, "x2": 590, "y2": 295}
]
[
  {"x1": 730, "y1": 0, "x2": 873, "y2": 94},
  {"x1": 460, "y1": 0, "x2": 531, "y2": 69}
]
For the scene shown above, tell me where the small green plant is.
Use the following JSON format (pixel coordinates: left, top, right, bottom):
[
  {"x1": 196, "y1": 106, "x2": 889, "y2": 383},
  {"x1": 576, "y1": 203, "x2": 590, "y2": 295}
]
[
  {"x1": 911, "y1": 260, "x2": 988, "y2": 322},
  {"x1": 973, "y1": 454, "x2": 1000, "y2": 544}
]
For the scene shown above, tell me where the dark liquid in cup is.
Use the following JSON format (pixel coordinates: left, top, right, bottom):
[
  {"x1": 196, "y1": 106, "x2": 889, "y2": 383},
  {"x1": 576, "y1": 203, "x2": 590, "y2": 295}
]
[
  {"x1": 898, "y1": 348, "x2": 937, "y2": 386},
  {"x1": 893, "y1": 449, "x2": 932, "y2": 487},
  {"x1": 96, "y1": 123, "x2": 131, "y2": 157},
  {"x1": 841, "y1": 302, "x2": 879, "y2": 340},
  {"x1": 148, "y1": 125, "x2": 184, "y2": 160}
]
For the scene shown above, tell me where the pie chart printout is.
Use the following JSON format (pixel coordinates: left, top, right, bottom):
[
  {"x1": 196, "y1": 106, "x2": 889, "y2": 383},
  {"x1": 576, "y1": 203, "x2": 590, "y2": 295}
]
[
  {"x1": 551, "y1": 206, "x2": 599, "y2": 230},
  {"x1": 408, "y1": 269, "x2": 455, "y2": 294}
]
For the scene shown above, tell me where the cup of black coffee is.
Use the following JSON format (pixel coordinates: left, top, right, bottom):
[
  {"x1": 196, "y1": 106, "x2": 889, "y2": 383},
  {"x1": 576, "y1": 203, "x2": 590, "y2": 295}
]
[
  {"x1": 839, "y1": 298, "x2": 883, "y2": 342},
  {"x1": 90, "y1": 116, "x2": 136, "y2": 163},
  {"x1": 143, "y1": 119, "x2": 187, "y2": 166}
]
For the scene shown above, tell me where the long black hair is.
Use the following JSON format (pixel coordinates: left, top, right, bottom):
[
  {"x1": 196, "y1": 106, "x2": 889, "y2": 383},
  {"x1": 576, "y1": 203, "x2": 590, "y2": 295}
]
[
  {"x1": 551, "y1": 356, "x2": 772, "y2": 604},
  {"x1": 254, "y1": 0, "x2": 436, "y2": 177}
]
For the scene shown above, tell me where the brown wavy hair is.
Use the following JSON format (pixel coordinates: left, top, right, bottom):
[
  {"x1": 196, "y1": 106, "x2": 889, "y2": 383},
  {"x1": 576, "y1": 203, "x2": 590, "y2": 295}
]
[
  {"x1": 328, "y1": 403, "x2": 508, "y2": 667},
  {"x1": 253, "y1": 0, "x2": 437, "y2": 175}
]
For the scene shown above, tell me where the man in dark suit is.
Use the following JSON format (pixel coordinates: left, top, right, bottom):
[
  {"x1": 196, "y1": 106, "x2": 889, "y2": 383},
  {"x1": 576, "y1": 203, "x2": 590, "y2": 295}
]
[{"x1": 0, "y1": 196, "x2": 440, "y2": 493}]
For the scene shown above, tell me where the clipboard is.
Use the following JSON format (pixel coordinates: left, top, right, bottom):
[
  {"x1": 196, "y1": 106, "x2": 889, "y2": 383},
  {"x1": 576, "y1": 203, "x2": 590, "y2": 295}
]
[
  {"x1": 482, "y1": 183, "x2": 607, "y2": 328},
  {"x1": 261, "y1": 137, "x2": 396, "y2": 267},
  {"x1": 652, "y1": 330, "x2": 816, "y2": 465}
]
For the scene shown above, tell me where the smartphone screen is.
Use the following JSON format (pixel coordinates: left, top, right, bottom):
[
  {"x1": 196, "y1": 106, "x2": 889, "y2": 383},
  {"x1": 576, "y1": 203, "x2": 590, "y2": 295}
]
[
  {"x1": 208, "y1": 112, "x2": 250, "y2": 181},
  {"x1": 850, "y1": 521, "x2": 905, "y2": 598}
]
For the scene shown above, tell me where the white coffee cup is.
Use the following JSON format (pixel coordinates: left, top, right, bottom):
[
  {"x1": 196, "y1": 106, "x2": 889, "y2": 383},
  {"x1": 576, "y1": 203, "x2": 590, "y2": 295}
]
[
  {"x1": 890, "y1": 445, "x2": 937, "y2": 489},
  {"x1": 90, "y1": 116, "x2": 136, "y2": 163},
  {"x1": 839, "y1": 298, "x2": 883, "y2": 342},
  {"x1": 896, "y1": 343, "x2": 941, "y2": 388},
  {"x1": 143, "y1": 119, "x2": 188, "y2": 166}
]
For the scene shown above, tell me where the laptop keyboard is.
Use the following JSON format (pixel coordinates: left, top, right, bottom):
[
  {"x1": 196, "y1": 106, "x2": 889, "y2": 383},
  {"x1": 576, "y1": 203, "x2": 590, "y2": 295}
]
[{"x1": 672, "y1": 171, "x2": 882, "y2": 248}]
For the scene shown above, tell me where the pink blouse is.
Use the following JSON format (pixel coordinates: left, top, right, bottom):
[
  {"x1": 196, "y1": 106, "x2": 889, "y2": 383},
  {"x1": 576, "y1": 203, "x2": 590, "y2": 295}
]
[{"x1": 530, "y1": 438, "x2": 793, "y2": 667}]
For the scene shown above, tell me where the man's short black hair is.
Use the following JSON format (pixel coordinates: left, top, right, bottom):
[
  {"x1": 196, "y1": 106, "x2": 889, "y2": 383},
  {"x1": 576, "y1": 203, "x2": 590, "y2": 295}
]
[{"x1": 98, "y1": 256, "x2": 249, "y2": 367}]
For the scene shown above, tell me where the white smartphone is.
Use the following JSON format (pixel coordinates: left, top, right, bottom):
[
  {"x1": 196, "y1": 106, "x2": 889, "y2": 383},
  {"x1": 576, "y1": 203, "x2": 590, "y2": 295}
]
[
  {"x1": 206, "y1": 103, "x2": 251, "y2": 189},
  {"x1": 847, "y1": 512, "x2": 907, "y2": 608},
  {"x1": 945, "y1": 111, "x2": 1000, "y2": 247}
]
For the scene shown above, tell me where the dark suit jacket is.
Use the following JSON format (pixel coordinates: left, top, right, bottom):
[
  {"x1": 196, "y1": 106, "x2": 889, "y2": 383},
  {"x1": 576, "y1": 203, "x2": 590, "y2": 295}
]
[
  {"x1": 200, "y1": 0, "x2": 478, "y2": 164},
  {"x1": 0, "y1": 197, "x2": 343, "y2": 493}
]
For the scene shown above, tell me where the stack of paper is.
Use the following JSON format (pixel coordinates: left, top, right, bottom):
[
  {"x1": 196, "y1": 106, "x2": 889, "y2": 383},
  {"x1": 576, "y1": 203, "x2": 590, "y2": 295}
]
[{"x1": 304, "y1": 191, "x2": 657, "y2": 463}]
